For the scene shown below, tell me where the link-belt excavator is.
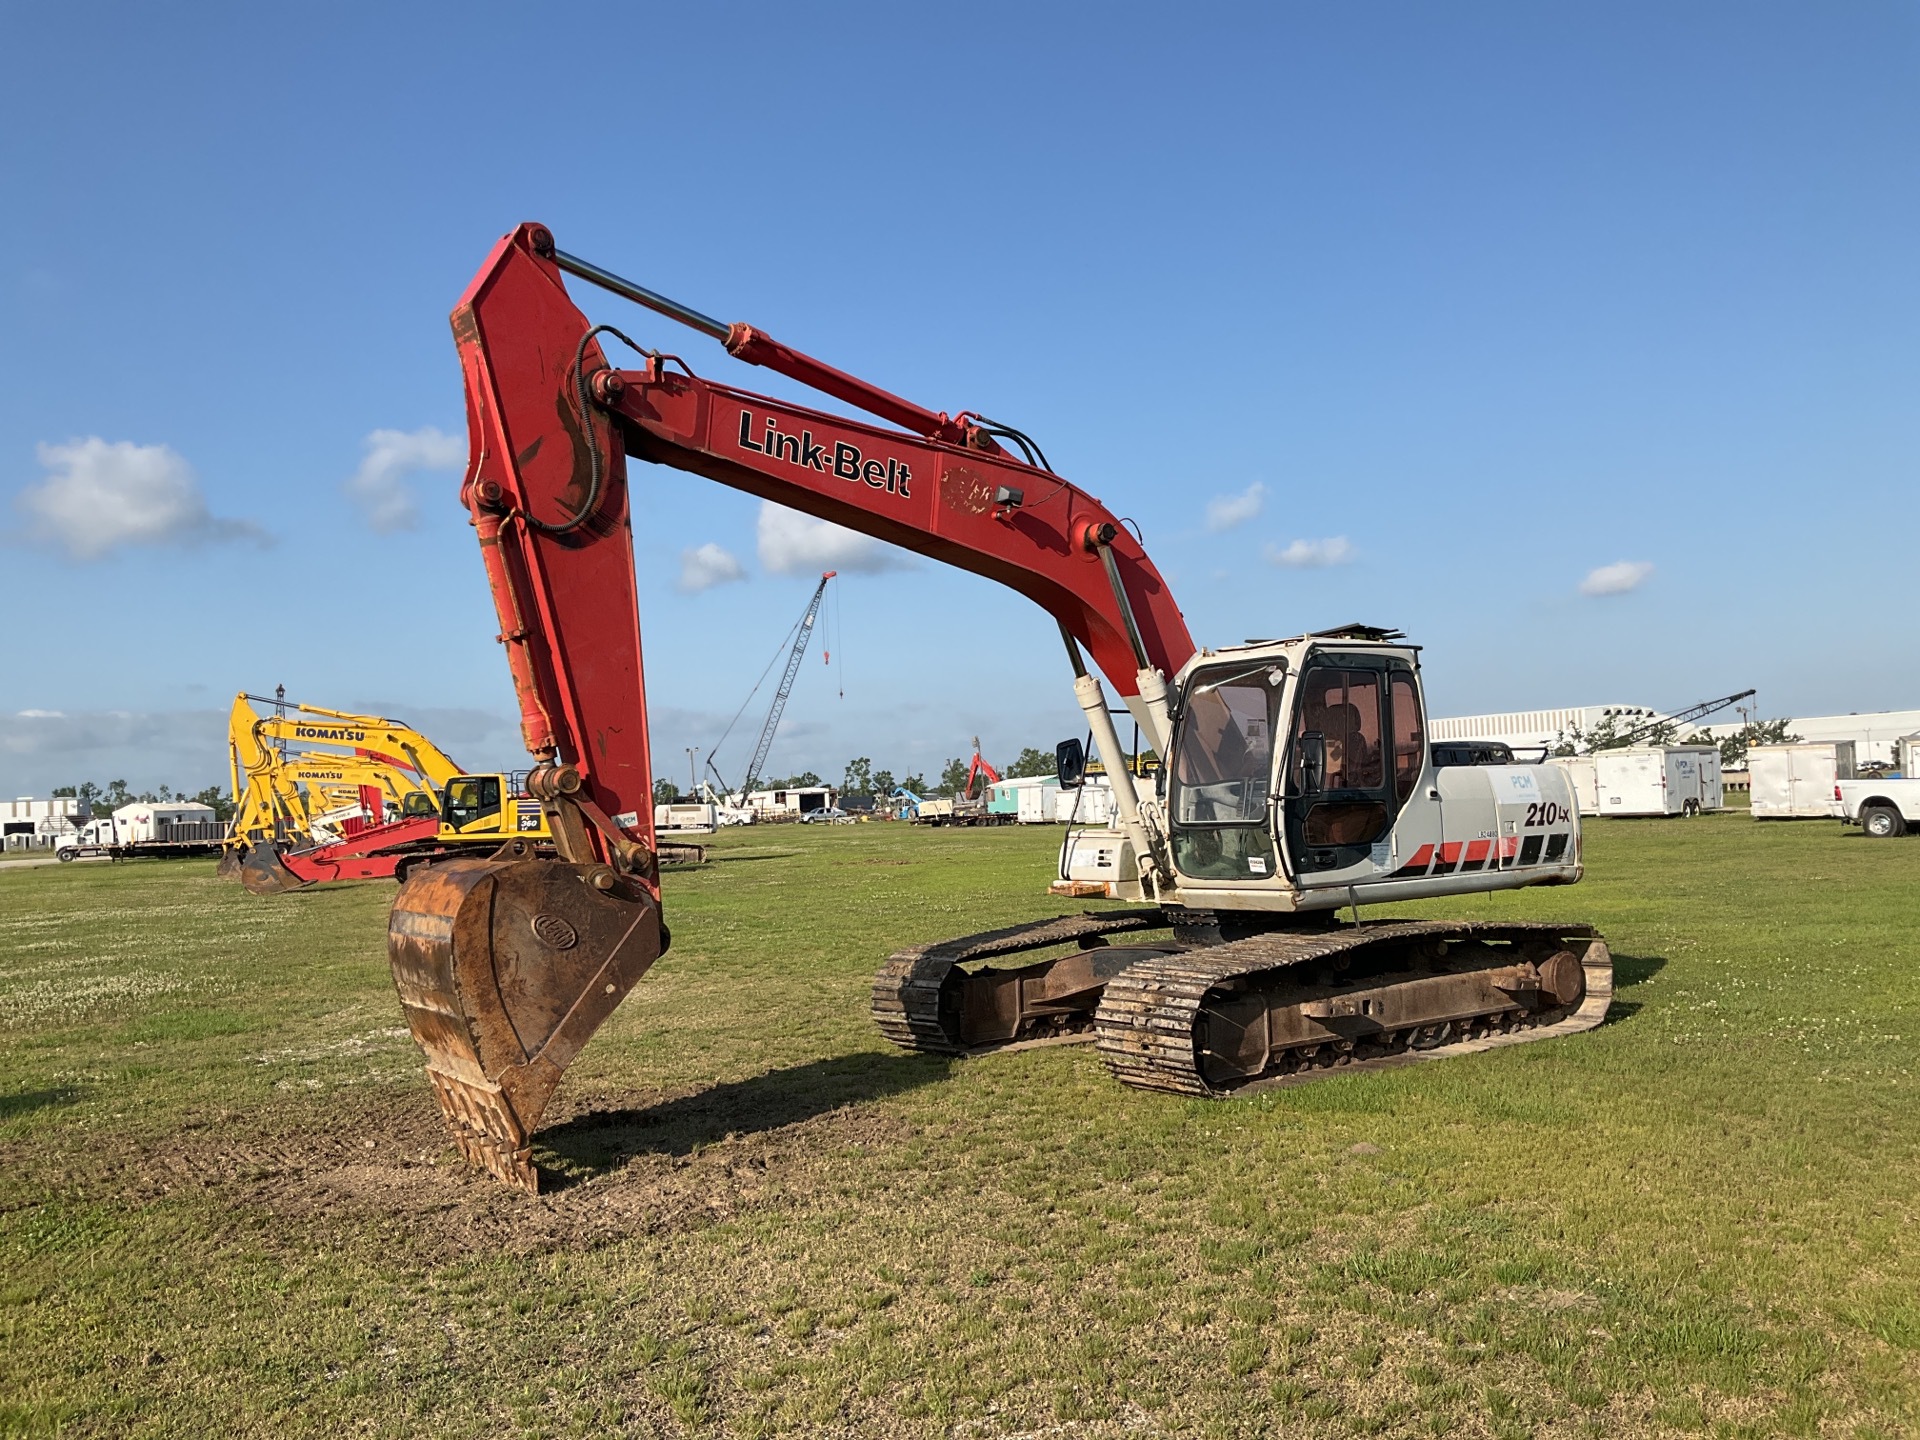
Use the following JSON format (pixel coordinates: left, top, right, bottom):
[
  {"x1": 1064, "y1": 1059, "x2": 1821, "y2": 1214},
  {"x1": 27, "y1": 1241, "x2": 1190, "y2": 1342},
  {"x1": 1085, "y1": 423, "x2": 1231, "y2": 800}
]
[{"x1": 391, "y1": 224, "x2": 1612, "y2": 1190}]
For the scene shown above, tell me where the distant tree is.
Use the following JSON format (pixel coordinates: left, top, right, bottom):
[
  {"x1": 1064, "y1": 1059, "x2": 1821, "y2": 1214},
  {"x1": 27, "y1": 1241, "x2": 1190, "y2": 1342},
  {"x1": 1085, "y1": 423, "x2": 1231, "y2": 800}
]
[
  {"x1": 936, "y1": 757, "x2": 968, "y2": 796},
  {"x1": 763, "y1": 771, "x2": 822, "y2": 790},
  {"x1": 653, "y1": 777, "x2": 680, "y2": 805},
  {"x1": 191, "y1": 786, "x2": 235, "y2": 821},
  {"x1": 871, "y1": 768, "x2": 895, "y2": 798},
  {"x1": 103, "y1": 780, "x2": 133, "y2": 809},
  {"x1": 1005, "y1": 747, "x2": 1055, "y2": 779},
  {"x1": 51, "y1": 785, "x2": 76, "y2": 798},
  {"x1": 898, "y1": 772, "x2": 928, "y2": 796},
  {"x1": 842, "y1": 757, "x2": 874, "y2": 797}
]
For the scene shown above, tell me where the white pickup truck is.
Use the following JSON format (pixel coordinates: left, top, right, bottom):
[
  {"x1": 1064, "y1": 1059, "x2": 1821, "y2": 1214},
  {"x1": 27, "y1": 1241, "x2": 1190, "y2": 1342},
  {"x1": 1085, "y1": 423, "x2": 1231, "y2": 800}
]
[{"x1": 1836, "y1": 778, "x2": 1920, "y2": 838}]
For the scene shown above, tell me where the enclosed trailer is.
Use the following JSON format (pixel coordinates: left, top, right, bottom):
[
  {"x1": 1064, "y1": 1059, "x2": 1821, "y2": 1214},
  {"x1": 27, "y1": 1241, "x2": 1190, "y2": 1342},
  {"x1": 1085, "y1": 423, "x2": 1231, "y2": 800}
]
[
  {"x1": 1009, "y1": 777, "x2": 1061, "y2": 823},
  {"x1": 1593, "y1": 745, "x2": 1723, "y2": 817},
  {"x1": 1057, "y1": 779, "x2": 1117, "y2": 826},
  {"x1": 1548, "y1": 757, "x2": 1601, "y2": 815},
  {"x1": 1749, "y1": 742, "x2": 1855, "y2": 819}
]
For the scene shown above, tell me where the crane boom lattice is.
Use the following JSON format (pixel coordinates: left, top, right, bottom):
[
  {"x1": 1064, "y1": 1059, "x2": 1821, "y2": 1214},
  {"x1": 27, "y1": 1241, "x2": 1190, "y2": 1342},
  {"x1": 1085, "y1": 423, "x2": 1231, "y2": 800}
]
[{"x1": 740, "y1": 572, "x2": 835, "y2": 799}]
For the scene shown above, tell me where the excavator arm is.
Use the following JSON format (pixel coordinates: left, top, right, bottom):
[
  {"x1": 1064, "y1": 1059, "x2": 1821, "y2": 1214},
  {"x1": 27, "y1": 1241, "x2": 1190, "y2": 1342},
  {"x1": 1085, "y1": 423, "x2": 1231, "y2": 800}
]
[{"x1": 394, "y1": 223, "x2": 1195, "y2": 1189}]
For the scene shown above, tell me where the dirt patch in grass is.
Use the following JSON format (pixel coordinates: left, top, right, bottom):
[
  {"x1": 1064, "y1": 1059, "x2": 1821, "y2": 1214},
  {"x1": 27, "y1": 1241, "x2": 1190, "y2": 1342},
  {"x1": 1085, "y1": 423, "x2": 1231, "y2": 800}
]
[{"x1": 88, "y1": 1065, "x2": 924, "y2": 1265}]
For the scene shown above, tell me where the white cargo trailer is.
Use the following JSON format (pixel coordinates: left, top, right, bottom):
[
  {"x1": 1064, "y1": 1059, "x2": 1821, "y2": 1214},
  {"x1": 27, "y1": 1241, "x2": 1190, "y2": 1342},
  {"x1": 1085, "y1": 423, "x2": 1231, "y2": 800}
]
[
  {"x1": 1749, "y1": 742, "x2": 1855, "y2": 819},
  {"x1": 1548, "y1": 757, "x2": 1601, "y2": 815},
  {"x1": 654, "y1": 802, "x2": 718, "y2": 834},
  {"x1": 1593, "y1": 745, "x2": 1723, "y2": 817},
  {"x1": 1057, "y1": 779, "x2": 1116, "y2": 826},
  {"x1": 998, "y1": 777, "x2": 1061, "y2": 824}
]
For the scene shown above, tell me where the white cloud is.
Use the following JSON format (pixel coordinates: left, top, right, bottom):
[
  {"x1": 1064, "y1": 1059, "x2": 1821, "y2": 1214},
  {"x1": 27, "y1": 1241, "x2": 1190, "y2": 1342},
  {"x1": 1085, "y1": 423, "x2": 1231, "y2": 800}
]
[
  {"x1": 344, "y1": 426, "x2": 464, "y2": 533},
  {"x1": 1205, "y1": 482, "x2": 1265, "y2": 532},
  {"x1": 0, "y1": 707, "x2": 230, "y2": 795},
  {"x1": 755, "y1": 502, "x2": 914, "y2": 576},
  {"x1": 1266, "y1": 536, "x2": 1355, "y2": 569},
  {"x1": 677, "y1": 542, "x2": 748, "y2": 593},
  {"x1": 15, "y1": 438, "x2": 267, "y2": 561},
  {"x1": 1579, "y1": 560, "x2": 1655, "y2": 597}
]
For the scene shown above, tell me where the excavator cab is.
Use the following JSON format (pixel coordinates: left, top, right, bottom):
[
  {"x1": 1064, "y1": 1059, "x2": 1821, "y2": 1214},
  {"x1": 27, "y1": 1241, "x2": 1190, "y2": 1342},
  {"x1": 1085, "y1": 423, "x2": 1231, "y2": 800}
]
[
  {"x1": 440, "y1": 776, "x2": 505, "y2": 835},
  {"x1": 399, "y1": 791, "x2": 440, "y2": 819}
]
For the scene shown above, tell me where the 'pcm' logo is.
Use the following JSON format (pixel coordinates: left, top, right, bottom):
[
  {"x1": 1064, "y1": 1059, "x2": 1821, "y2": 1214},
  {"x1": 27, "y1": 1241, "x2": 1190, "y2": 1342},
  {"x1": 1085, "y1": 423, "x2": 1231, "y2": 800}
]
[{"x1": 737, "y1": 410, "x2": 912, "y2": 496}]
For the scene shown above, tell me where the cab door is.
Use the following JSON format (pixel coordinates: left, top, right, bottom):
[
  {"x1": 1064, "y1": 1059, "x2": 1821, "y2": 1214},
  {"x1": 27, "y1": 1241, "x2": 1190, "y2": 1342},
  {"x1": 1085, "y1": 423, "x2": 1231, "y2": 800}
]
[
  {"x1": 440, "y1": 775, "x2": 505, "y2": 837},
  {"x1": 1281, "y1": 657, "x2": 1438, "y2": 887}
]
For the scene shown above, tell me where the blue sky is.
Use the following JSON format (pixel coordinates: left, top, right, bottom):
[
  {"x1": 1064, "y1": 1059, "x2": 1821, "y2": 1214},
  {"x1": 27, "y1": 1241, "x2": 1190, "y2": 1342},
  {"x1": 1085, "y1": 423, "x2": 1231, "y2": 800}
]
[{"x1": 2, "y1": 3, "x2": 1914, "y2": 796}]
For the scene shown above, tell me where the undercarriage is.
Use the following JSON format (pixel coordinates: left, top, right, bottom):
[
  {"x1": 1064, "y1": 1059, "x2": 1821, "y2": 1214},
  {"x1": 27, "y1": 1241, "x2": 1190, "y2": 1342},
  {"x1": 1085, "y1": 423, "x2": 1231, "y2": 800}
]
[{"x1": 873, "y1": 911, "x2": 1611, "y2": 1094}]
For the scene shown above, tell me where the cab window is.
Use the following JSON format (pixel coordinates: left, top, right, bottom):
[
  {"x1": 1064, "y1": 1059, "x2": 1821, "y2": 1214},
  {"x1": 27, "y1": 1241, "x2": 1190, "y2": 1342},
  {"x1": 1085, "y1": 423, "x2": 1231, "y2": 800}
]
[
  {"x1": 443, "y1": 776, "x2": 501, "y2": 829},
  {"x1": 1169, "y1": 668, "x2": 1282, "y2": 881}
]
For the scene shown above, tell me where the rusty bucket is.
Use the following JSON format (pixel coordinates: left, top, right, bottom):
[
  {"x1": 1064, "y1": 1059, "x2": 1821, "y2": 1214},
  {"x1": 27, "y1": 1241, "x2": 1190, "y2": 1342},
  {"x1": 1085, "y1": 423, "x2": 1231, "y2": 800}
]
[{"x1": 388, "y1": 852, "x2": 663, "y2": 1191}]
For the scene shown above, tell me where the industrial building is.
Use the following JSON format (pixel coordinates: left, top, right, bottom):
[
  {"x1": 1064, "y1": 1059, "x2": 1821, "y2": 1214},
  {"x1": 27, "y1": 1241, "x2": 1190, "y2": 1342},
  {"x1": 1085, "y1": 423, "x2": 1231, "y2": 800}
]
[
  {"x1": 1437, "y1": 704, "x2": 1919, "y2": 769},
  {"x1": 1430, "y1": 704, "x2": 1660, "y2": 754},
  {"x1": 1695, "y1": 710, "x2": 1920, "y2": 768},
  {"x1": 1, "y1": 796, "x2": 85, "y2": 851},
  {"x1": 743, "y1": 785, "x2": 838, "y2": 818}
]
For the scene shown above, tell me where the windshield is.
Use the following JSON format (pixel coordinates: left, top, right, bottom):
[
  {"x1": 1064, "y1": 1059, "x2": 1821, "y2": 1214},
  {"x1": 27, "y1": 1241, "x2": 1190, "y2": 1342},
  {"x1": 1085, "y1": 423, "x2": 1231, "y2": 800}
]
[{"x1": 1175, "y1": 675, "x2": 1278, "y2": 825}]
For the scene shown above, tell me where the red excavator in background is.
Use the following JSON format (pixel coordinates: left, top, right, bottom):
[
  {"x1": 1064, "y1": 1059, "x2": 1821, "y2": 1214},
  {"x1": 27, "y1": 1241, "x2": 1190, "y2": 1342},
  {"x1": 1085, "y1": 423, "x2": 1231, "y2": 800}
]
[
  {"x1": 390, "y1": 224, "x2": 1612, "y2": 1190},
  {"x1": 915, "y1": 737, "x2": 1005, "y2": 826}
]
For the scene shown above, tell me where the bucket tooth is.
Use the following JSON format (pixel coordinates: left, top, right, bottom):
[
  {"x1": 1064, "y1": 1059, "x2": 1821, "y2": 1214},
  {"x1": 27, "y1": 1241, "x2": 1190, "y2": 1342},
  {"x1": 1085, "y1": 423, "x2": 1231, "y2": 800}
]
[{"x1": 388, "y1": 854, "x2": 664, "y2": 1192}]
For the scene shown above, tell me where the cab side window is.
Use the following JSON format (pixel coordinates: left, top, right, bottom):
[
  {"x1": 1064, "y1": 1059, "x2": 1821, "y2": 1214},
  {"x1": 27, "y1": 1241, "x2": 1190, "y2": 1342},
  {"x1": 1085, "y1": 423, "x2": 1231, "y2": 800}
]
[{"x1": 1390, "y1": 671, "x2": 1424, "y2": 802}]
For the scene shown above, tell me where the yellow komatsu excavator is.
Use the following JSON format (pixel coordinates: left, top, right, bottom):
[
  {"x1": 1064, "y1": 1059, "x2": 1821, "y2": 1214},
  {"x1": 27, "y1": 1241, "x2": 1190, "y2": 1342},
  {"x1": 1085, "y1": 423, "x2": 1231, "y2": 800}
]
[{"x1": 221, "y1": 693, "x2": 555, "y2": 892}]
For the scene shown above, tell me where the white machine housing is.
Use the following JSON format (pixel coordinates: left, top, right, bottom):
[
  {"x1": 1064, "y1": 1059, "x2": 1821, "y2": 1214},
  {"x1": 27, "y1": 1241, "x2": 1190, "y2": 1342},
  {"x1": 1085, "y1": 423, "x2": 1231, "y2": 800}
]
[{"x1": 1058, "y1": 633, "x2": 1583, "y2": 913}]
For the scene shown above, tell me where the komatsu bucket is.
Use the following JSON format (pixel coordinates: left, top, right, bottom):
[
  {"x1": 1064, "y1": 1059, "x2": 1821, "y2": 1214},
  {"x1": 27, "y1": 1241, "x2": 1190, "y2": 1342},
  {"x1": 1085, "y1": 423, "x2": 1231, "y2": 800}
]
[
  {"x1": 215, "y1": 847, "x2": 243, "y2": 880},
  {"x1": 388, "y1": 849, "x2": 664, "y2": 1191},
  {"x1": 239, "y1": 844, "x2": 310, "y2": 895}
]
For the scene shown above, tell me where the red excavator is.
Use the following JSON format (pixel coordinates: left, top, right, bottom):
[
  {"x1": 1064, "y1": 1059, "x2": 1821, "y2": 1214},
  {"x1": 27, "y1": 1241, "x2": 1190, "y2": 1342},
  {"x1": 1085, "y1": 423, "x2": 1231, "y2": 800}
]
[{"x1": 390, "y1": 224, "x2": 1612, "y2": 1190}]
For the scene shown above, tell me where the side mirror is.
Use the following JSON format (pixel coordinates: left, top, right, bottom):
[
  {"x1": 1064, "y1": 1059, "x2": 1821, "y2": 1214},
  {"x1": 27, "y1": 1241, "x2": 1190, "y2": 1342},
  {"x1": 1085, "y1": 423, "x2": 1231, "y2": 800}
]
[
  {"x1": 1055, "y1": 738, "x2": 1086, "y2": 789},
  {"x1": 1301, "y1": 732, "x2": 1327, "y2": 795}
]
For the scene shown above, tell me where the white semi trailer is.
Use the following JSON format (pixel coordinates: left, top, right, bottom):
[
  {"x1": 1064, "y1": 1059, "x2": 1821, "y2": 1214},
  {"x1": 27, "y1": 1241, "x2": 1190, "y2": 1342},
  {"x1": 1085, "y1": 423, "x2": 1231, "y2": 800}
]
[{"x1": 57, "y1": 803, "x2": 227, "y2": 861}]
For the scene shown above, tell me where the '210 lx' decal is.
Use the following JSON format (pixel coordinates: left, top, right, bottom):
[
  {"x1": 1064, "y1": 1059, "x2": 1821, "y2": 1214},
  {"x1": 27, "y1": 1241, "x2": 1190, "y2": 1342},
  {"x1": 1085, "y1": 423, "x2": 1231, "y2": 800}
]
[
  {"x1": 1523, "y1": 800, "x2": 1567, "y2": 827},
  {"x1": 736, "y1": 409, "x2": 913, "y2": 496}
]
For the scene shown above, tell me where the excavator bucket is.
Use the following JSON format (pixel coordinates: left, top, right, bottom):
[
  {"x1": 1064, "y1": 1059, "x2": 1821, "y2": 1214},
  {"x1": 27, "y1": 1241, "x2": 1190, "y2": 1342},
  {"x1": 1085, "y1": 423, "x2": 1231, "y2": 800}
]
[
  {"x1": 387, "y1": 850, "x2": 664, "y2": 1191},
  {"x1": 215, "y1": 848, "x2": 243, "y2": 880},
  {"x1": 239, "y1": 844, "x2": 310, "y2": 895}
]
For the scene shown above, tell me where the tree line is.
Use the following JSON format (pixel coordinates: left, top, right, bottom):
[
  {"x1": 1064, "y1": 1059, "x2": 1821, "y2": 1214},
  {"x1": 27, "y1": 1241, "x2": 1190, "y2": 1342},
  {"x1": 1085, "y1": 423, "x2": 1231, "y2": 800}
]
[
  {"x1": 651, "y1": 745, "x2": 1064, "y2": 805},
  {"x1": 52, "y1": 780, "x2": 234, "y2": 820},
  {"x1": 1552, "y1": 716, "x2": 1798, "y2": 766}
]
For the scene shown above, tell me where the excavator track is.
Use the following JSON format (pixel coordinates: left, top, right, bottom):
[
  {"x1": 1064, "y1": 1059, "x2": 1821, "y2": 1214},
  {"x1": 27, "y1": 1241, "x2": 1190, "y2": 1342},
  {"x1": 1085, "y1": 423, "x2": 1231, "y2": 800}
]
[
  {"x1": 1094, "y1": 920, "x2": 1611, "y2": 1096},
  {"x1": 871, "y1": 909, "x2": 1168, "y2": 1054}
]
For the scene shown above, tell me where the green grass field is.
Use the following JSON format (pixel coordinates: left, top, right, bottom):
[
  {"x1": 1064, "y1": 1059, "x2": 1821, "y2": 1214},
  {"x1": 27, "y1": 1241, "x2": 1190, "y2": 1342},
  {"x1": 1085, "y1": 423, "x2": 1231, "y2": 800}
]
[{"x1": 1, "y1": 814, "x2": 1915, "y2": 1438}]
